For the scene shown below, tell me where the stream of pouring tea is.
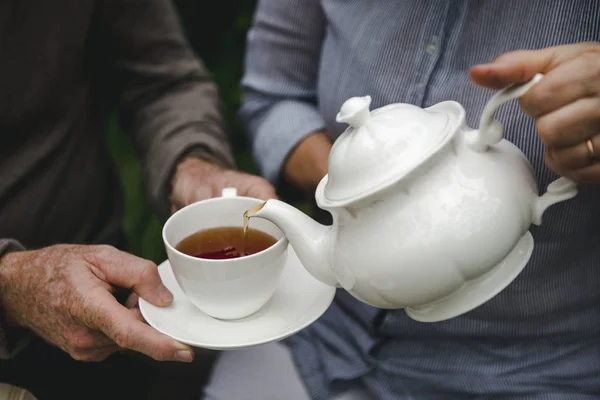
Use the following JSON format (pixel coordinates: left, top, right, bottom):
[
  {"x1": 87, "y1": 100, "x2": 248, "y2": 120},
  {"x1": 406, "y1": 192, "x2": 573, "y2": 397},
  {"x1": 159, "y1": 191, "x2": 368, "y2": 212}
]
[
  {"x1": 242, "y1": 203, "x2": 265, "y2": 256},
  {"x1": 242, "y1": 210, "x2": 250, "y2": 256}
]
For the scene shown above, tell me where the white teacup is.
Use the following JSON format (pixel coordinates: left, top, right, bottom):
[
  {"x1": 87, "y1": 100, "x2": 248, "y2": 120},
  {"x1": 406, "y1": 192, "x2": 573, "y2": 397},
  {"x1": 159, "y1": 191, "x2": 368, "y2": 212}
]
[{"x1": 162, "y1": 188, "x2": 288, "y2": 320}]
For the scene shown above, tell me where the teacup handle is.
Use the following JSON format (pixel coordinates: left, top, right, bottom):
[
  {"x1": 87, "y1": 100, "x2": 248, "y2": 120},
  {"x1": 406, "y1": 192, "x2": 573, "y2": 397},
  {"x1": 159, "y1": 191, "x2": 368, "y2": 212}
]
[
  {"x1": 468, "y1": 73, "x2": 543, "y2": 152},
  {"x1": 221, "y1": 187, "x2": 238, "y2": 198}
]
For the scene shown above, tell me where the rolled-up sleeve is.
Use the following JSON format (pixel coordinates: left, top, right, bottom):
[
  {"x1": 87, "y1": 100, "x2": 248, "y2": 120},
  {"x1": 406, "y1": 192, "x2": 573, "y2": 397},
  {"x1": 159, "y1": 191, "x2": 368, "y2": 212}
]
[
  {"x1": 240, "y1": 0, "x2": 327, "y2": 183},
  {"x1": 100, "y1": 0, "x2": 235, "y2": 221}
]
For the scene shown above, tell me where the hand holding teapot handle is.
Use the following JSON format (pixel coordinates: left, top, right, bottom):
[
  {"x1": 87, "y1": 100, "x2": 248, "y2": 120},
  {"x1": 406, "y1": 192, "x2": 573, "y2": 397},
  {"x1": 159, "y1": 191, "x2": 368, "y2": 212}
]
[
  {"x1": 467, "y1": 73, "x2": 578, "y2": 225},
  {"x1": 469, "y1": 73, "x2": 544, "y2": 152}
]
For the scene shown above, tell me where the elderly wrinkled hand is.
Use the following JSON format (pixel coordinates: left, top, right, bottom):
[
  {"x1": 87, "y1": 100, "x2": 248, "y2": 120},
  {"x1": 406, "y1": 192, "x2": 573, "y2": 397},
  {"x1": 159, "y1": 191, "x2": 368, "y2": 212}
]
[
  {"x1": 470, "y1": 41, "x2": 600, "y2": 183},
  {"x1": 170, "y1": 157, "x2": 277, "y2": 212},
  {"x1": 0, "y1": 244, "x2": 194, "y2": 362}
]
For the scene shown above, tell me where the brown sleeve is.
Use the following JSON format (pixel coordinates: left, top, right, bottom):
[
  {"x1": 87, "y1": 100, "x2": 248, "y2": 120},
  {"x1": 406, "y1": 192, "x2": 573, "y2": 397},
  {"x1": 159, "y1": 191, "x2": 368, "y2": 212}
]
[
  {"x1": 99, "y1": 0, "x2": 236, "y2": 222},
  {"x1": 0, "y1": 239, "x2": 30, "y2": 359}
]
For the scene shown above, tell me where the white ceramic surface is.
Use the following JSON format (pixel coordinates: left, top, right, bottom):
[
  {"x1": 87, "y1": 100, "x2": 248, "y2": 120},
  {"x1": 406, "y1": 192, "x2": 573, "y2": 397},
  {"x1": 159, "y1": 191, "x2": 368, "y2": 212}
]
[
  {"x1": 162, "y1": 189, "x2": 288, "y2": 320},
  {"x1": 248, "y1": 74, "x2": 579, "y2": 322},
  {"x1": 139, "y1": 246, "x2": 336, "y2": 350}
]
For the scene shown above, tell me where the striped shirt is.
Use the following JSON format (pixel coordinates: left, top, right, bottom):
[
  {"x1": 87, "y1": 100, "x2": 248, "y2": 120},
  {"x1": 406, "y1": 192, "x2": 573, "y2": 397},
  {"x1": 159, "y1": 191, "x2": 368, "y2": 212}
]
[{"x1": 240, "y1": 1, "x2": 600, "y2": 398}]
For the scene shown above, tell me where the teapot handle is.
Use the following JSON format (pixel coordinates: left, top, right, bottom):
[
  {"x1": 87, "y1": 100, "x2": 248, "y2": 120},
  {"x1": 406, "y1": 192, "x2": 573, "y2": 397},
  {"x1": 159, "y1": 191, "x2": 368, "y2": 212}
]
[
  {"x1": 467, "y1": 73, "x2": 578, "y2": 224},
  {"x1": 468, "y1": 73, "x2": 543, "y2": 152}
]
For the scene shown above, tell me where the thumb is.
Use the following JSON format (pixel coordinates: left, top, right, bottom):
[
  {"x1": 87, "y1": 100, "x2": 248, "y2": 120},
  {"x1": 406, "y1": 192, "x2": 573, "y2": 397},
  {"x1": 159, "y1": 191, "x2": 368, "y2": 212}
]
[
  {"x1": 469, "y1": 47, "x2": 558, "y2": 89},
  {"x1": 469, "y1": 43, "x2": 596, "y2": 89},
  {"x1": 86, "y1": 289, "x2": 194, "y2": 362},
  {"x1": 93, "y1": 247, "x2": 173, "y2": 307}
]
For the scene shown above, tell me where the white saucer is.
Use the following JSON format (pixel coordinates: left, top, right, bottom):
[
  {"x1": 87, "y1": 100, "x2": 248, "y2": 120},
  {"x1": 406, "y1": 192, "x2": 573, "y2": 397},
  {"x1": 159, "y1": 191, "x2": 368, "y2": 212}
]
[{"x1": 139, "y1": 246, "x2": 336, "y2": 350}]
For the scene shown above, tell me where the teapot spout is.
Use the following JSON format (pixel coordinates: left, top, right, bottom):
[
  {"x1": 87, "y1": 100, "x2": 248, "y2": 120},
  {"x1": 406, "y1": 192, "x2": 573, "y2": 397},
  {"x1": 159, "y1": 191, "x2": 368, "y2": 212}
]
[{"x1": 246, "y1": 199, "x2": 339, "y2": 287}]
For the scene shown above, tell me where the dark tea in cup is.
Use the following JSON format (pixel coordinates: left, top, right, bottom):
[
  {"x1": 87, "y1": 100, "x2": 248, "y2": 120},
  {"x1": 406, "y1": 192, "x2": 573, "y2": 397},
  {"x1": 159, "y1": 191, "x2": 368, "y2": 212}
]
[
  {"x1": 175, "y1": 227, "x2": 277, "y2": 260},
  {"x1": 163, "y1": 189, "x2": 288, "y2": 319}
]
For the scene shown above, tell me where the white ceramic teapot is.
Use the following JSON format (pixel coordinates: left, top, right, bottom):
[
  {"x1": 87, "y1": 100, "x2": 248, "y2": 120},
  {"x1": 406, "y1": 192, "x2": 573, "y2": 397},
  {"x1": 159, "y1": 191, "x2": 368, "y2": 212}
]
[{"x1": 246, "y1": 74, "x2": 578, "y2": 322}]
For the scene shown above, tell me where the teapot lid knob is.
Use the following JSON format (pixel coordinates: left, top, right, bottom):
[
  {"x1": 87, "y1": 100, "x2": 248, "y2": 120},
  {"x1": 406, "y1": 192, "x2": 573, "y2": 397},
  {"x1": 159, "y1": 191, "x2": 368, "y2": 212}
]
[{"x1": 336, "y1": 96, "x2": 372, "y2": 129}]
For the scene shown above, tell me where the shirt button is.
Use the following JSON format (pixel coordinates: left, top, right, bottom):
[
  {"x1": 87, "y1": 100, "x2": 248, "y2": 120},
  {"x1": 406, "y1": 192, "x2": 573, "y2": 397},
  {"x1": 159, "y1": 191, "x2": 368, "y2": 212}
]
[{"x1": 426, "y1": 42, "x2": 437, "y2": 54}]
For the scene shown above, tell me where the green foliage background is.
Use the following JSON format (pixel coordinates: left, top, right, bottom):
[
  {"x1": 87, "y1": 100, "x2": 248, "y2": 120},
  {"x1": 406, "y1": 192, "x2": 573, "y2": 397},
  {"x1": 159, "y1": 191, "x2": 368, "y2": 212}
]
[{"x1": 105, "y1": 0, "x2": 261, "y2": 263}]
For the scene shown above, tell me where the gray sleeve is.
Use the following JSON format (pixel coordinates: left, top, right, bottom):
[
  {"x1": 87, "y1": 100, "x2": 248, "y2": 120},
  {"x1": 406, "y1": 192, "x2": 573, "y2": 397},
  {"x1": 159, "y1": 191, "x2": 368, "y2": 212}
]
[
  {"x1": 239, "y1": 0, "x2": 327, "y2": 184},
  {"x1": 0, "y1": 239, "x2": 30, "y2": 359},
  {"x1": 100, "y1": 0, "x2": 236, "y2": 222}
]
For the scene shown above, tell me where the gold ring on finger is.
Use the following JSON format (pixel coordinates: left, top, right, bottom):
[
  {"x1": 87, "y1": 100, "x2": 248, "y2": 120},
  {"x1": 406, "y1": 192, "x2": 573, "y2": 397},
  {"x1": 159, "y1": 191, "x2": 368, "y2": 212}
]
[{"x1": 586, "y1": 139, "x2": 597, "y2": 163}]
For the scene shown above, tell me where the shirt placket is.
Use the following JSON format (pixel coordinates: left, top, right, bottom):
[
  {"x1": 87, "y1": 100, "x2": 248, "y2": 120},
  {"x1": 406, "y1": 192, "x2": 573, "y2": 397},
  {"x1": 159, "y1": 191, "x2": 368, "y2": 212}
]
[
  {"x1": 407, "y1": 0, "x2": 452, "y2": 107},
  {"x1": 376, "y1": 1, "x2": 458, "y2": 338}
]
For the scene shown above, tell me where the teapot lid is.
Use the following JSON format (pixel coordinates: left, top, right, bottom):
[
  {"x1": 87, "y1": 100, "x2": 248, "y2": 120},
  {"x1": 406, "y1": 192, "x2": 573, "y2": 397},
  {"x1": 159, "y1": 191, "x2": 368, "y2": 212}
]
[{"x1": 321, "y1": 96, "x2": 463, "y2": 205}]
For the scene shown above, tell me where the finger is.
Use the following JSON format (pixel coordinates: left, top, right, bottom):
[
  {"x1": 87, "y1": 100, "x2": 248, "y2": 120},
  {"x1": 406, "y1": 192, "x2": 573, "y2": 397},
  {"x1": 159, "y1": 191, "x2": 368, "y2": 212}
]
[
  {"x1": 182, "y1": 176, "x2": 213, "y2": 205},
  {"x1": 129, "y1": 306, "x2": 145, "y2": 321},
  {"x1": 91, "y1": 246, "x2": 173, "y2": 307},
  {"x1": 565, "y1": 161, "x2": 600, "y2": 184},
  {"x1": 535, "y1": 97, "x2": 600, "y2": 147},
  {"x1": 546, "y1": 144, "x2": 588, "y2": 174},
  {"x1": 174, "y1": 180, "x2": 215, "y2": 206},
  {"x1": 125, "y1": 307, "x2": 192, "y2": 356},
  {"x1": 125, "y1": 292, "x2": 139, "y2": 309},
  {"x1": 61, "y1": 326, "x2": 116, "y2": 353},
  {"x1": 61, "y1": 327, "x2": 119, "y2": 360},
  {"x1": 169, "y1": 177, "x2": 190, "y2": 210},
  {"x1": 245, "y1": 181, "x2": 278, "y2": 200},
  {"x1": 519, "y1": 53, "x2": 600, "y2": 117},
  {"x1": 82, "y1": 331, "x2": 116, "y2": 349},
  {"x1": 469, "y1": 43, "x2": 596, "y2": 89},
  {"x1": 92, "y1": 346, "x2": 120, "y2": 362},
  {"x1": 190, "y1": 186, "x2": 215, "y2": 203},
  {"x1": 547, "y1": 134, "x2": 600, "y2": 172},
  {"x1": 126, "y1": 308, "x2": 192, "y2": 358},
  {"x1": 170, "y1": 176, "x2": 201, "y2": 209},
  {"x1": 70, "y1": 344, "x2": 120, "y2": 362},
  {"x1": 89, "y1": 290, "x2": 194, "y2": 362}
]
